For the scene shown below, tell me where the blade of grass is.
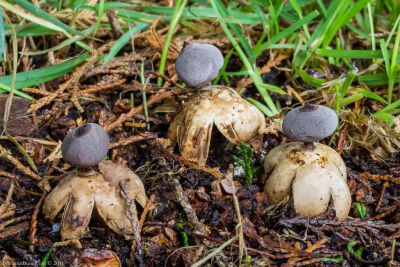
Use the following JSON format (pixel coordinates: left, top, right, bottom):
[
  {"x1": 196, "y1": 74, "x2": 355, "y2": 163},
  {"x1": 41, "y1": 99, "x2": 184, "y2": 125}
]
[
  {"x1": 93, "y1": 0, "x2": 105, "y2": 35},
  {"x1": 367, "y1": 3, "x2": 375, "y2": 51},
  {"x1": 211, "y1": 0, "x2": 278, "y2": 115},
  {"x1": 359, "y1": 72, "x2": 400, "y2": 85},
  {"x1": 220, "y1": 4, "x2": 255, "y2": 63},
  {"x1": 247, "y1": 98, "x2": 274, "y2": 116},
  {"x1": 22, "y1": 26, "x2": 94, "y2": 56},
  {"x1": 14, "y1": 0, "x2": 81, "y2": 35},
  {"x1": 0, "y1": 9, "x2": 4, "y2": 62},
  {"x1": 339, "y1": 72, "x2": 356, "y2": 96},
  {"x1": 316, "y1": 49, "x2": 400, "y2": 59},
  {"x1": 1, "y1": 10, "x2": 18, "y2": 135},
  {"x1": 255, "y1": 10, "x2": 319, "y2": 57},
  {"x1": 0, "y1": 83, "x2": 33, "y2": 100},
  {"x1": 0, "y1": 1, "x2": 89, "y2": 50},
  {"x1": 288, "y1": 0, "x2": 311, "y2": 39},
  {"x1": 157, "y1": 0, "x2": 188, "y2": 86},
  {"x1": 322, "y1": 0, "x2": 372, "y2": 48},
  {"x1": 0, "y1": 53, "x2": 89, "y2": 93},
  {"x1": 5, "y1": 132, "x2": 37, "y2": 172},
  {"x1": 387, "y1": 16, "x2": 400, "y2": 103},
  {"x1": 103, "y1": 23, "x2": 149, "y2": 65}
]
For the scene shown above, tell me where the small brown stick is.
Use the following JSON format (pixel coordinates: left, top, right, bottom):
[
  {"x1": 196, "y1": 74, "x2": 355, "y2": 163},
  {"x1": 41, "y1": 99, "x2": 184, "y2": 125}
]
[
  {"x1": 375, "y1": 181, "x2": 389, "y2": 212},
  {"x1": 168, "y1": 177, "x2": 212, "y2": 248},
  {"x1": 29, "y1": 192, "x2": 47, "y2": 252},
  {"x1": 0, "y1": 210, "x2": 15, "y2": 220},
  {"x1": 119, "y1": 180, "x2": 145, "y2": 267},
  {"x1": 286, "y1": 85, "x2": 305, "y2": 105},
  {"x1": 0, "y1": 221, "x2": 30, "y2": 239},
  {"x1": 0, "y1": 136, "x2": 59, "y2": 146},
  {"x1": 105, "y1": 91, "x2": 174, "y2": 133},
  {"x1": 0, "y1": 182, "x2": 15, "y2": 217},
  {"x1": 226, "y1": 164, "x2": 246, "y2": 264},
  {"x1": 81, "y1": 78, "x2": 127, "y2": 94},
  {"x1": 71, "y1": 85, "x2": 84, "y2": 113},
  {"x1": 0, "y1": 144, "x2": 40, "y2": 180},
  {"x1": 149, "y1": 139, "x2": 224, "y2": 179},
  {"x1": 53, "y1": 239, "x2": 82, "y2": 249},
  {"x1": 191, "y1": 232, "x2": 275, "y2": 258},
  {"x1": 107, "y1": 8, "x2": 123, "y2": 38},
  {"x1": 139, "y1": 194, "x2": 155, "y2": 230},
  {"x1": 337, "y1": 122, "x2": 348, "y2": 155},
  {"x1": 0, "y1": 170, "x2": 18, "y2": 179},
  {"x1": 0, "y1": 215, "x2": 30, "y2": 231},
  {"x1": 27, "y1": 41, "x2": 114, "y2": 113},
  {"x1": 370, "y1": 205, "x2": 398, "y2": 221},
  {"x1": 359, "y1": 172, "x2": 400, "y2": 184},
  {"x1": 148, "y1": 71, "x2": 185, "y2": 89},
  {"x1": 109, "y1": 132, "x2": 157, "y2": 149},
  {"x1": 22, "y1": 88, "x2": 51, "y2": 96}
]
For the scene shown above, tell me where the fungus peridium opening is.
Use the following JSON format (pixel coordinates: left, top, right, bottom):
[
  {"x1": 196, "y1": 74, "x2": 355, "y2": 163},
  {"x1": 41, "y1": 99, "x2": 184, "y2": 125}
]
[
  {"x1": 75, "y1": 124, "x2": 92, "y2": 137},
  {"x1": 299, "y1": 103, "x2": 318, "y2": 112}
]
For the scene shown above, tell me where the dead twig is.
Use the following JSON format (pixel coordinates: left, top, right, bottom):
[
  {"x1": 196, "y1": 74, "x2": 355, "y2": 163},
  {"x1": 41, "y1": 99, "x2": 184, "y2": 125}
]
[
  {"x1": 359, "y1": 172, "x2": 400, "y2": 184},
  {"x1": 149, "y1": 139, "x2": 224, "y2": 179},
  {"x1": 139, "y1": 193, "x2": 155, "y2": 230},
  {"x1": 0, "y1": 182, "x2": 15, "y2": 217},
  {"x1": 105, "y1": 91, "x2": 174, "y2": 133},
  {"x1": 119, "y1": 180, "x2": 145, "y2": 267},
  {"x1": 107, "y1": 8, "x2": 123, "y2": 39},
  {"x1": 0, "y1": 221, "x2": 30, "y2": 239},
  {"x1": 27, "y1": 41, "x2": 114, "y2": 114},
  {"x1": 109, "y1": 132, "x2": 157, "y2": 149},
  {"x1": 0, "y1": 144, "x2": 40, "y2": 180},
  {"x1": 29, "y1": 192, "x2": 47, "y2": 252}
]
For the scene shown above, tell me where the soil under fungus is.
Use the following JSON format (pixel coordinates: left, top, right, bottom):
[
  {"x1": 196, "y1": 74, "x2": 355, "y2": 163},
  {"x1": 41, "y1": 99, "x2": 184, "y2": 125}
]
[{"x1": 1, "y1": 2, "x2": 400, "y2": 266}]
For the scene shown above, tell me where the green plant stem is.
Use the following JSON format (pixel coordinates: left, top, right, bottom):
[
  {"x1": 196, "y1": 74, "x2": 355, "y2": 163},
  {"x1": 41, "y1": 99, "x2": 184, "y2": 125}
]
[
  {"x1": 157, "y1": 0, "x2": 188, "y2": 86},
  {"x1": 1, "y1": 9, "x2": 17, "y2": 137},
  {"x1": 210, "y1": 0, "x2": 278, "y2": 115},
  {"x1": 388, "y1": 16, "x2": 400, "y2": 103}
]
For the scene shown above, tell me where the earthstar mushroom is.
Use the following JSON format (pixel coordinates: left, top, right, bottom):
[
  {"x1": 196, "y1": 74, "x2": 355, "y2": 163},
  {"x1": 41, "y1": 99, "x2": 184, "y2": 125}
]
[
  {"x1": 263, "y1": 104, "x2": 351, "y2": 221},
  {"x1": 43, "y1": 123, "x2": 147, "y2": 240},
  {"x1": 170, "y1": 43, "x2": 265, "y2": 165},
  {"x1": 168, "y1": 87, "x2": 266, "y2": 166}
]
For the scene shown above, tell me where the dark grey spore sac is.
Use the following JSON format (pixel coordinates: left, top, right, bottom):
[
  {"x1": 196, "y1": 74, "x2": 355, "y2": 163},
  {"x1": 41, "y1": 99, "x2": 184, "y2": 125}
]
[
  {"x1": 175, "y1": 43, "x2": 224, "y2": 88},
  {"x1": 62, "y1": 123, "x2": 110, "y2": 167},
  {"x1": 282, "y1": 104, "x2": 338, "y2": 142}
]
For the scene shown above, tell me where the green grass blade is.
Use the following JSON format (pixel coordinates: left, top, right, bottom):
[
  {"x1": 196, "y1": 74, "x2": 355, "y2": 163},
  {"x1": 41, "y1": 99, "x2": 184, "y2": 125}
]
[
  {"x1": 307, "y1": 0, "x2": 345, "y2": 48},
  {"x1": 380, "y1": 39, "x2": 390, "y2": 75},
  {"x1": 0, "y1": 53, "x2": 89, "y2": 93},
  {"x1": 295, "y1": 66, "x2": 326, "y2": 87},
  {"x1": 255, "y1": 10, "x2": 319, "y2": 56},
  {"x1": 94, "y1": 0, "x2": 105, "y2": 35},
  {"x1": 14, "y1": 0, "x2": 81, "y2": 35},
  {"x1": 359, "y1": 73, "x2": 400, "y2": 85},
  {"x1": 211, "y1": 0, "x2": 278, "y2": 115},
  {"x1": 0, "y1": 1, "x2": 66, "y2": 34},
  {"x1": 247, "y1": 98, "x2": 274, "y2": 117},
  {"x1": 360, "y1": 89, "x2": 388, "y2": 104},
  {"x1": 40, "y1": 245, "x2": 54, "y2": 267},
  {"x1": 103, "y1": 23, "x2": 149, "y2": 65},
  {"x1": 23, "y1": 26, "x2": 94, "y2": 56},
  {"x1": 0, "y1": 83, "x2": 33, "y2": 100},
  {"x1": 322, "y1": 0, "x2": 372, "y2": 48},
  {"x1": 339, "y1": 72, "x2": 356, "y2": 96},
  {"x1": 316, "y1": 49, "x2": 400, "y2": 59},
  {"x1": 0, "y1": 9, "x2": 4, "y2": 62},
  {"x1": 157, "y1": 0, "x2": 188, "y2": 86}
]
